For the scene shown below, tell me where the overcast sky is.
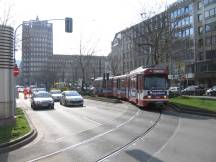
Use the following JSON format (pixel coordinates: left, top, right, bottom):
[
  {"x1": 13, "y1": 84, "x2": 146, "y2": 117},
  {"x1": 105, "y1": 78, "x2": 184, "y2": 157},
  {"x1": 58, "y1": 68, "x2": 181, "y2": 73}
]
[{"x1": 1, "y1": 0, "x2": 176, "y2": 60}]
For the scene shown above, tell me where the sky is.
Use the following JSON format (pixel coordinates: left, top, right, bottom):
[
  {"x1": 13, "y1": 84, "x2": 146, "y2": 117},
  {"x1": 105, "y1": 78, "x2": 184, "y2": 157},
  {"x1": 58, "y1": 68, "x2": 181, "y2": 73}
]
[{"x1": 1, "y1": 0, "x2": 176, "y2": 60}]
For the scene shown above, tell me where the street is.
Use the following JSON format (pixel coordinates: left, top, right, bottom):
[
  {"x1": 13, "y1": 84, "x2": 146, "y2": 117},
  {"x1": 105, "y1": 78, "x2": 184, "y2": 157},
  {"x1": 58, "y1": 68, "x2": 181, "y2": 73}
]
[{"x1": 0, "y1": 96, "x2": 216, "y2": 162}]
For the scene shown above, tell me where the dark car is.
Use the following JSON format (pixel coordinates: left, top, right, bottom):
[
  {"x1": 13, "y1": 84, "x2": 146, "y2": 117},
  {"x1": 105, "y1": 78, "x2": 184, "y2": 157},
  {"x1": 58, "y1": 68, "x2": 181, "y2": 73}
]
[
  {"x1": 31, "y1": 91, "x2": 54, "y2": 109},
  {"x1": 181, "y1": 85, "x2": 205, "y2": 96},
  {"x1": 60, "y1": 91, "x2": 84, "y2": 106},
  {"x1": 50, "y1": 90, "x2": 62, "y2": 102},
  {"x1": 206, "y1": 86, "x2": 216, "y2": 96}
]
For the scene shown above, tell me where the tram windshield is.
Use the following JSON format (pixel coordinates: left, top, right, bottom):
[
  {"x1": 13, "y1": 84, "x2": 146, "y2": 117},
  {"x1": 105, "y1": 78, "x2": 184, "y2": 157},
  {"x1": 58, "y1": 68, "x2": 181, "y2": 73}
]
[{"x1": 144, "y1": 75, "x2": 168, "y2": 90}]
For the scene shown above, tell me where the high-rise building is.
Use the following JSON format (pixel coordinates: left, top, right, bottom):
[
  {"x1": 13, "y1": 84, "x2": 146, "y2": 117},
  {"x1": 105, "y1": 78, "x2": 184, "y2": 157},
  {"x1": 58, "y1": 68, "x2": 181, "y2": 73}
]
[{"x1": 22, "y1": 16, "x2": 53, "y2": 85}]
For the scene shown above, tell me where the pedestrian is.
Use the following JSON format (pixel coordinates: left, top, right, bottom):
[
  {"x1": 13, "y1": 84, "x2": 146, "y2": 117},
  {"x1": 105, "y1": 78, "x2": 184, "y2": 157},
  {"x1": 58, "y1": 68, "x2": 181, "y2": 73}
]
[
  {"x1": 24, "y1": 87, "x2": 28, "y2": 99},
  {"x1": 28, "y1": 88, "x2": 32, "y2": 98}
]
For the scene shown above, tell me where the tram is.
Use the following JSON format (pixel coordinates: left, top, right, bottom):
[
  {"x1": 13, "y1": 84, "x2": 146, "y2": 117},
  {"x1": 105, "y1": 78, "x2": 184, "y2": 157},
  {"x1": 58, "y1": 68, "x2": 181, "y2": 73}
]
[{"x1": 93, "y1": 66, "x2": 169, "y2": 107}]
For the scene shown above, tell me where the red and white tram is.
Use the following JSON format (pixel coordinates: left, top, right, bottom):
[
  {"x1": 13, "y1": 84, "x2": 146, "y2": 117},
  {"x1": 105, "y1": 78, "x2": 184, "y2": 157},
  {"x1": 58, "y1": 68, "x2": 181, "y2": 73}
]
[{"x1": 93, "y1": 66, "x2": 169, "y2": 107}]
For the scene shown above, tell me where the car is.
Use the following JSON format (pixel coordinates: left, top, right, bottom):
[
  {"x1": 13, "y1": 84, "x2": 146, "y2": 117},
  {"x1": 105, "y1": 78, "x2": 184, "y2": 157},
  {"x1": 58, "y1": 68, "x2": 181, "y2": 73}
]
[
  {"x1": 181, "y1": 85, "x2": 205, "y2": 96},
  {"x1": 31, "y1": 88, "x2": 38, "y2": 94},
  {"x1": 16, "y1": 85, "x2": 24, "y2": 92},
  {"x1": 60, "y1": 91, "x2": 84, "y2": 106},
  {"x1": 50, "y1": 90, "x2": 62, "y2": 102},
  {"x1": 36, "y1": 88, "x2": 46, "y2": 92},
  {"x1": 169, "y1": 86, "x2": 181, "y2": 97},
  {"x1": 206, "y1": 85, "x2": 216, "y2": 96},
  {"x1": 31, "y1": 91, "x2": 54, "y2": 109}
]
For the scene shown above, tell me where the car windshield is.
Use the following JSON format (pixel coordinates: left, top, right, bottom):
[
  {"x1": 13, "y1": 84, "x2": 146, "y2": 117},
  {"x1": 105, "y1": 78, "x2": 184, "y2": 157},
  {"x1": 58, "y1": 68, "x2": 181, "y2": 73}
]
[
  {"x1": 37, "y1": 88, "x2": 46, "y2": 91},
  {"x1": 50, "y1": 90, "x2": 61, "y2": 94},
  {"x1": 212, "y1": 86, "x2": 216, "y2": 89},
  {"x1": 35, "y1": 93, "x2": 50, "y2": 98},
  {"x1": 144, "y1": 75, "x2": 168, "y2": 90},
  {"x1": 65, "y1": 91, "x2": 80, "y2": 96}
]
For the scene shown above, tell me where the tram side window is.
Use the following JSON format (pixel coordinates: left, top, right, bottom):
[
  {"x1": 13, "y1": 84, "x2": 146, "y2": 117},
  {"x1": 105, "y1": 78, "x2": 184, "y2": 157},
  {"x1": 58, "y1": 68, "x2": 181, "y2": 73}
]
[
  {"x1": 117, "y1": 79, "x2": 121, "y2": 88},
  {"x1": 121, "y1": 79, "x2": 125, "y2": 88}
]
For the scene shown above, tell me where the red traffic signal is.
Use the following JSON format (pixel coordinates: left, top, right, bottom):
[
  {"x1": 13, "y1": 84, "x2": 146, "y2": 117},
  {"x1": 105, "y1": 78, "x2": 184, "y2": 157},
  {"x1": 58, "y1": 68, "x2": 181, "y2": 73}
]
[{"x1": 13, "y1": 64, "x2": 19, "y2": 77}]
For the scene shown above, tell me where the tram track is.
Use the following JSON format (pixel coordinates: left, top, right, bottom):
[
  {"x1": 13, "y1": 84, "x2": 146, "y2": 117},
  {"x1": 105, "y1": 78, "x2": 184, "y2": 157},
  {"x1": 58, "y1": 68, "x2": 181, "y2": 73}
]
[{"x1": 96, "y1": 107, "x2": 162, "y2": 162}]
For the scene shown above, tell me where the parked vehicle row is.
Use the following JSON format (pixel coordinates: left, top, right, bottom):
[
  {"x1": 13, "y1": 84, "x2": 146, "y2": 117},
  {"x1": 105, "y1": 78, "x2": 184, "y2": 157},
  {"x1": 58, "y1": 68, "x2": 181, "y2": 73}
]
[
  {"x1": 206, "y1": 85, "x2": 216, "y2": 96},
  {"x1": 168, "y1": 85, "x2": 216, "y2": 96}
]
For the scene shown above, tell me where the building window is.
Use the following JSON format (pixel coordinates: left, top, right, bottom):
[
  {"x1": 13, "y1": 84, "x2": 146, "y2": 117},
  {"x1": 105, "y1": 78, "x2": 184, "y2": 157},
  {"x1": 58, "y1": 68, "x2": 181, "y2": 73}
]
[
  {"x1": 198, "y1": 14, "x2": 203, "y2": 22},
  {"x1": 198, "y1": 1, "x2": 202, "y2": 9},
  {"x1": 204, "y1": 0, "x2": 209, "y2": 5},
  {"x1": 190, "y1": 28, "x2": 194, "y2": 36},
  {"x1": 205, "y1": 10, "x2": 210, "y2": 18},
  {"x1": 198, "y1": 39, "x2": 203, "y2": 48},
  {"x1": 206, "y1": 50, "x2": 216, "y2": 59},
  {"x1": 209, "y1": 8, "x2": 215, "y2": 17},
  {"x1": 206, "y1": 37, "x2": 211, "y2": 45},
  {"x1": 212, "y1": 36, "x2": 216, "y2": 44},
  {"x1": 205, "y1": 8, "x2": 216, "y2": 19},
  {"x1": 205, "y1": 22, "x2": 216, "y2": 32},
  {"x1": 198, "y1": 26, "x2": 203, "y2": 34},
  {"x1": 204, "y1": 0, "x2": 216, "y2": 6},
  {"x1": 208, "y1": 63, "x2": 216, "y2": 71},
  {"x1": 189, "y1": 4, "x2": 193, "y2": 12}
]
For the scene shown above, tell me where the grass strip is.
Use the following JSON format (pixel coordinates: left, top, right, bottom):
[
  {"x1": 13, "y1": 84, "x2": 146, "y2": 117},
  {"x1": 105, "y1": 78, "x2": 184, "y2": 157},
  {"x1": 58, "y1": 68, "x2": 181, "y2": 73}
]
[
  {"x1": 0, "y1": 108, "x2": 31, "y2": 144},
  {"x1": 170, "y1": 96, "x2": 216, "y2": 113}
]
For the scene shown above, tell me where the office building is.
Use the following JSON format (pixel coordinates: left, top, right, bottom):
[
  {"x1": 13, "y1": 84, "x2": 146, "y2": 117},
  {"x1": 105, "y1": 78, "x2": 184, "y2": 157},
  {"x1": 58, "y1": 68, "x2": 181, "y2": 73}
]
[
  {"x1": 22, "y1": 16, "x2": 53, "y2": 85},
  {"x1": 109, "y1": 0, "x2": 216, "y2": 87}
]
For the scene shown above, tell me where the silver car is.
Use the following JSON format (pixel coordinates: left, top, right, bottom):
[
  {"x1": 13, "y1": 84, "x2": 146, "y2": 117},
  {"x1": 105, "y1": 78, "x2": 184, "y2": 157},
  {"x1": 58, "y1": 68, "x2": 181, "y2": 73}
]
[
  {"x1": 50, "y1": 90, "x2": 62, "y2": 102},
  {"x1": 60, "y1": 91, "x2": 84, "y2": 106},
  {"x1": 31, "y1": 91, "x2": 54, "y2": 109}
]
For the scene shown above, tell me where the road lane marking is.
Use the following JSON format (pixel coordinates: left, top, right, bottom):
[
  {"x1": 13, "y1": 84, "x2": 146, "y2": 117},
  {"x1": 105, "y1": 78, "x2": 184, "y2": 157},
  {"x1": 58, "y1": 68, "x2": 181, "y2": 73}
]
[
  {"x1": 27, "y1": 110, "x2": 139, "y2": 162},
  {"x1": 84, "y1": 116, "x2": 102, "y2": 125},
  {"x1": 147, "y1": 116, "x2": 180, "y2": 162}
]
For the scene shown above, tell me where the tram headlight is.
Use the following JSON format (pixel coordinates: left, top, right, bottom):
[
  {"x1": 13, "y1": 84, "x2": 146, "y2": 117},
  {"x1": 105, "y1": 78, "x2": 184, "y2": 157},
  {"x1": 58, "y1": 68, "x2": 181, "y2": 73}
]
[
  {"x1": 147, "y1": 96, "x2": 151, "y2": 99},
  {"x1": 164, "y1": 96, "x2": 167, "y2": 99}
]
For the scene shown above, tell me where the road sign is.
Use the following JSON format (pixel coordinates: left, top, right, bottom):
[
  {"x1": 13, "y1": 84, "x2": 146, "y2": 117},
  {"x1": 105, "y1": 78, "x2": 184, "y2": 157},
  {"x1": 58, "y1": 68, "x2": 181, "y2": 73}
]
[{"x1": 13, "y1": 65, "x2": 19, "y2": 77}]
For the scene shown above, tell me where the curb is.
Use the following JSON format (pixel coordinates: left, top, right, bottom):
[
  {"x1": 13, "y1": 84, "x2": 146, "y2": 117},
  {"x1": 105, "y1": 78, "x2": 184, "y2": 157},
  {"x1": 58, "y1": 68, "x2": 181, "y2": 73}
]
[
  {"x1": 182, "y1": 95, "x2": 216, "y2": 101},
  {"x1": 0, "y1": 108, "x2": 37, "y2": 154},
  {"x1": 168, "y1": 103, "x2": 216, "y2": 118},
  {"x1": 84, "y1": 96, "x2": 122, "y2": 103}
]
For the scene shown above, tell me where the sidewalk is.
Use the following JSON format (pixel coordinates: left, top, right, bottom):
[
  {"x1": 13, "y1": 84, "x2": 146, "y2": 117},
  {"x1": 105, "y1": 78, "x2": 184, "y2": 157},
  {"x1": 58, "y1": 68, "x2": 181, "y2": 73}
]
[{"x1": 0, "y1": 94, "x2": 37, "y2": 153}]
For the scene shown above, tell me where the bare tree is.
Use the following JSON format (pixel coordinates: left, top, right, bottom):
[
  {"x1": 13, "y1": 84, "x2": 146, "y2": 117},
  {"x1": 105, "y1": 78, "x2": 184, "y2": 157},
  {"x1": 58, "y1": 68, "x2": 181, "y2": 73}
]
[
  {"x1": 0, "y1": 0, "x2": 13, "y2": 26},
  {"x1": 38, "y1": 65, "x2": 58, "y2": 89},
  {"x1": 78, "y1": 39, "x2": 98, "y2": 89},
  {"x1": 108, "y1": 53, "x2": 121, "y2": 76},
  {"x1": 124, "y1": 1, "x2": 184, "y2": 69}
]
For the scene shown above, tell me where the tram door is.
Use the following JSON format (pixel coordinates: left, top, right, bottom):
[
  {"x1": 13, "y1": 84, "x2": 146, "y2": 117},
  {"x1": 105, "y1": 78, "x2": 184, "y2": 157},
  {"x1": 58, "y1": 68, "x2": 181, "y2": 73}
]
[{"x1": 137, "y1": 74, "x2": 143, "y2": 101}]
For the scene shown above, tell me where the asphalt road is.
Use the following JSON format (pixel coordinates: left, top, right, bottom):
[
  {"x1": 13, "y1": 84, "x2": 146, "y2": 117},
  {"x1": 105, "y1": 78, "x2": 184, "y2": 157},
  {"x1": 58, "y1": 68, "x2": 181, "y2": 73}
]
[{"x1": 0, "y1": 95, "x2": 216, "y2": 162}]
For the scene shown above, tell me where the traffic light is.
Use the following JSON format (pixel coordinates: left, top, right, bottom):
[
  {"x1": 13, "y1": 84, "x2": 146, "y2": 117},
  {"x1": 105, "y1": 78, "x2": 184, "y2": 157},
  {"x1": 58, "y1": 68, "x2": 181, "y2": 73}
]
[
  {"x1": 103, "y1": 73, "x2": 106, "y2": 80},
  {"x1": 65, "y1": 17, "x2": 73, "y2": 33},
  {"x1": 106, "y1": 73, "x2": 109, "y2": 80}
]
